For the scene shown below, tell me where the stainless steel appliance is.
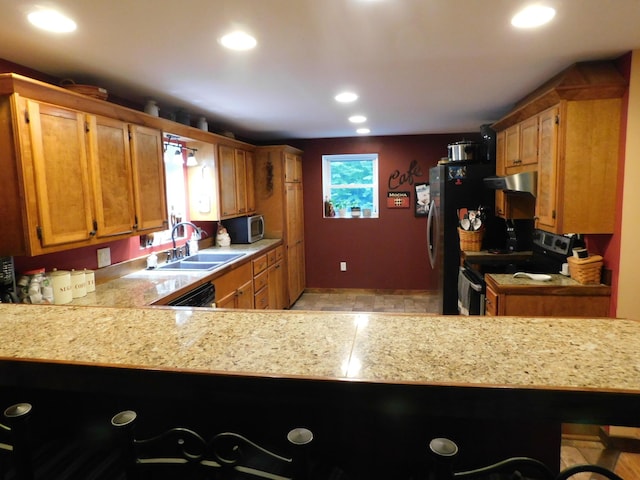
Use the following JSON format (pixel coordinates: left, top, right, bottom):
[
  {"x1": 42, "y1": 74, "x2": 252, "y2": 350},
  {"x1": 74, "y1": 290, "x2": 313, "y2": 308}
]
[
  {"x1": 224, "y1": 215, "x2": 265, "y2": 244},
  {"x1": 457, "y1": 229, "x2": 585, "y2": 315},
  {"x1": 167, "y1": 282, "x2": 215, "y2": 307},
  {"x1": 428, "y1": 161, "x2": 496, "y2": 314}
]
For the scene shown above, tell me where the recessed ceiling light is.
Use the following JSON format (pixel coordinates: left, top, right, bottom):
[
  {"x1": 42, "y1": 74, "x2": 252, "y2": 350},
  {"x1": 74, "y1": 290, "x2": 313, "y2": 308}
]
[
  {"x1": 27, "y1": 9, "x2": 77, "y2": 33},
  {"x1": 349, "y1": 115, "x2": 367, "y2": 123},
  {"x1": 356, "y1": 128, "x2": 371, "y2": 135},
  {"x1": 220, "y1": 31, "x2": 257, "y2": 51},
  {"x1": 511, "y1": 5, "x2": 556, "y2": 28},
  {"x1": 335, "y1": 92, "x2": 358, "y2": 103}
]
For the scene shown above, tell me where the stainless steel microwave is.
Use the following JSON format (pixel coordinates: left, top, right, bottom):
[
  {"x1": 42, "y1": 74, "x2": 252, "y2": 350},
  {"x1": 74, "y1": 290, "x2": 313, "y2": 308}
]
[{"x1": 224, "y1": 215, "x2": 265, "y2": 244}]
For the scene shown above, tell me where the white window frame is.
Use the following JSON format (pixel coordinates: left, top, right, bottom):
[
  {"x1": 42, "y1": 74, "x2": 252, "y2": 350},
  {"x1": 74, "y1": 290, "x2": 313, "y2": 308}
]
[{"x1": 322, "y1": 153, "x2": 379, "y2": 218}]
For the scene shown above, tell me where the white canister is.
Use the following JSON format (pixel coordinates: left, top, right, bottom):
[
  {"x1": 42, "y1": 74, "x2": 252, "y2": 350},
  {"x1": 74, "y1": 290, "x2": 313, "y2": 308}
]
[
  {"x1": 144, "y1": 99, "x2": 160, "y2": 116},
  {"x1": 50, "y1": 270, "x2": 72, "y2": 305},
  {"x1": 70, "y1": 269, "x2": 86, "y2": 298},
  {"x1": 197, "y1": 116, "x2": 208, "y2": 131},
  {"x1": 84, "y1": 269, "x2": 96, "y2": 293}
]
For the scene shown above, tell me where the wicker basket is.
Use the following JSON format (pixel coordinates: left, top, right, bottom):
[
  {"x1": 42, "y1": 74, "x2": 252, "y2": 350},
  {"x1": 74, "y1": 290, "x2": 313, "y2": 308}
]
[
  {"x1": 458, "y1": 227, "x2": 484, "y2": 252},
  {"x1": 60, "y1": 79, "x2": 108, "y2": 100},
  {"x1": 567, "y1": 255, "x2": 603, "y2": 284}
]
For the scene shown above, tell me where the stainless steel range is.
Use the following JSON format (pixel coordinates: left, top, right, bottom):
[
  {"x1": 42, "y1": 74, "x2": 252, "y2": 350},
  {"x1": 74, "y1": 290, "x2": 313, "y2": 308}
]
[{"x1": 458, "y1": 229, "x2": 584, "y2": 315}]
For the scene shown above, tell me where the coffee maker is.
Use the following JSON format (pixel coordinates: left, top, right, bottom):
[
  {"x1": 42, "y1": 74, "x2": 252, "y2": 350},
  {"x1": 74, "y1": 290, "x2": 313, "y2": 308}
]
[
  {"x1": 0, "y1": 256, "x2": 17, "y2": 303},
  {"x1": 505, "y1": 219, "x2": 534, "y2": 252}
]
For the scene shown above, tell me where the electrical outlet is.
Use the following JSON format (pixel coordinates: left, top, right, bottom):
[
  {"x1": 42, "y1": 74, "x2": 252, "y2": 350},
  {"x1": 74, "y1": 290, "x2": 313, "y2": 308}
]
[
  {"x1": 340, "y1": 261, "x2": 347, "y2": 272},
  {"x1": 97, "y1": 247, "x2": 111, "y2": 268}
]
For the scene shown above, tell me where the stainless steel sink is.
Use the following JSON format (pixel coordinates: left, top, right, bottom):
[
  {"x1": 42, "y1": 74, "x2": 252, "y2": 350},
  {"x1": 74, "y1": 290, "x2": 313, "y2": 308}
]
[
  {"x1": 183, "y1": 253, "x2": 245, "y2": 263},
  {"x1": 157, "y1": 252, "x2": 245, "y2": 271},
  {"x1": 157, "y1": 261, "x2": 220, "y2": 271}
]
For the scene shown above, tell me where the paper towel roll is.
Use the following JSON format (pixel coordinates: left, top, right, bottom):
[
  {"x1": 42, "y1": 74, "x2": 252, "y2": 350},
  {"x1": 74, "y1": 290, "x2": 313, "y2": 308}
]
[
  {"x1": 50, "y1": 270, "x2": 72, "y2": 305},
  {"x1": 71, "y1": 270, "x2": 86, "y2": 298}
]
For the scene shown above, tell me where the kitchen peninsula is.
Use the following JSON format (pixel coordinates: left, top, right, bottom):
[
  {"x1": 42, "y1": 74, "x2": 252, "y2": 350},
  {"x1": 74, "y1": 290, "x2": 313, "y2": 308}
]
[{"x1": 1, "y1": 300, "x2": 639, "y2": 477}]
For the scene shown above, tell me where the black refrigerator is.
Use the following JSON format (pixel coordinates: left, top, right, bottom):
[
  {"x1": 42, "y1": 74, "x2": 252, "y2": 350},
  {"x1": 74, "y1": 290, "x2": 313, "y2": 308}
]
[{"x1": 427, "y1": 162, "x2": 496, "y2": 314}]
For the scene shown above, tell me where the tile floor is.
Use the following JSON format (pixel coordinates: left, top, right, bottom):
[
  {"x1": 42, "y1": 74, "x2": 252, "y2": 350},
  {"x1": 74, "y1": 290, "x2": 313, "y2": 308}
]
[
  {"x1": 291, "y1": 290, "x2": 640, "y2": 478},
  {"x1": 290, "y1": 290, "x2": 439, "y2": 313}
]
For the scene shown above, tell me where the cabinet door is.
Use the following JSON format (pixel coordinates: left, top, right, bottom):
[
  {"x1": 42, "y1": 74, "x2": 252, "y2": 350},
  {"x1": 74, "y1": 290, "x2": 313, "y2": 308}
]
[
  {"x1": 129, "y1": 125, "x2": 167, "y2": 232},
  {"x1": 237, "y1": 279, "x2": 254, "y2": 309},
  {"x1": 216, "y1": 290, "x2": 237, "y2": 309},
  {"x1": 535, "y1": 107, "x2": 560, "y2": 231},
  {"x1": 218, "y1": 145, "x2": 237, "y2": 217},
  {"x1": 518, "y1": 116, "x2": 539, "y2": 167},
  {"x1": 500, "y1": 294, "x2": 609, "y2": 317},
  {"x1": 245, "y1": 150, "x2": 256, "y2": 213},
  {"x1": 268, "y1": 260, "x2": 286, "y2": 310},
  {"x1": 285, "y1": 182, "x2": 304, "y2": 244},
  {"x1": 284, "y1": 152, "x2": 302, "y2": 182},
  {"x1": 504, "y1": 124, "x2": 520, "y2": 168},
  {"x1": 234, "y1": 148, "x2": 248, "y2": 215},
  {"x1": 494, "y1": 130, "x2": 507, "y2": 217},
  {"x1": 287, "y1": 240, "x2": 305, "y2": 305},
  {"x1": 485, "y1": 285, "x2": 499, "y2": 316},
  {"x1": 284, "y1": 182, "x2": 305, "y2": 306},
  {"x1": 87, "y1": 115, "x2": 136, "y2": 238},
  {"x1": 25, "y1": 100, "x2": 95, "y2": 248}
]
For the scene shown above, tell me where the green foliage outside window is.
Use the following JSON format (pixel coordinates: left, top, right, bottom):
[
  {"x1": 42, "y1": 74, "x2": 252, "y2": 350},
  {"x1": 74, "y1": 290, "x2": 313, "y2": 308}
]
[{"x1": 328, "y1": 160, "x2": 375, "y2": 210}]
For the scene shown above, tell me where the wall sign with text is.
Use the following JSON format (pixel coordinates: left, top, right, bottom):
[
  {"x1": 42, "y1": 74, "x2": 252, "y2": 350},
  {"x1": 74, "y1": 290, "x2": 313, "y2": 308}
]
[{"x1": 386, "y1": 191, "x2": 410, "y2": 209}]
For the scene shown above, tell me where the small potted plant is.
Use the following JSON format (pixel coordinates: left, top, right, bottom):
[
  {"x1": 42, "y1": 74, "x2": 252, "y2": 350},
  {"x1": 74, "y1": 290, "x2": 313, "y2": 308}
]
[
  {"x1": 335, "y1": 201, "x2": 347, "y2": 217},
  {"x1": 350, "y1": 204, "x2": 361, "y2": 218}
]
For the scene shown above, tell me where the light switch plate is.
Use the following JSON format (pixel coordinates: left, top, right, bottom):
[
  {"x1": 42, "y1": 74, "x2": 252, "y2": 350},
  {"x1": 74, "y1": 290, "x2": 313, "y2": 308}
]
[
  {"x1": 97, "y1": 247, "x2": 111, "y2": 268},
  {"x1": 340, "y1": 261, "x2": 347, "y2": 272}
]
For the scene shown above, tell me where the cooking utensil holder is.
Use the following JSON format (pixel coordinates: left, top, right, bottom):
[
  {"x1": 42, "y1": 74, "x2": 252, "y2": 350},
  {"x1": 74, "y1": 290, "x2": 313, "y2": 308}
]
[
  {"x1": 567, "y1": 255, "x2": 603, "y2": 284},
  {"x1": 458, "y1": 227, "x2": 484, "y2": 252}
]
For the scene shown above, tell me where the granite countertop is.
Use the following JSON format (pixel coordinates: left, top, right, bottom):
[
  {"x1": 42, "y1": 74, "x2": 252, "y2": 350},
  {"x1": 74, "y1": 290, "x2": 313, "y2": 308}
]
[
  {"x1": 1, "y1": 303, "x2": 639, "y2": 393},
  {"x1": 486, "y1": 273, "x2": 611, "y2": 294},
  {"x1": 69, "y1": 239, "x2": 282, "y2": 308}
]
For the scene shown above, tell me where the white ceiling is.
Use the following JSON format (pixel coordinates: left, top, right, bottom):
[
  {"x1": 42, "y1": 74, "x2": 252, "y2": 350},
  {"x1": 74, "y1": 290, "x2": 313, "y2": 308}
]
[{"x1": 1, "y1": 0, "x2": 639, "y2": 141}]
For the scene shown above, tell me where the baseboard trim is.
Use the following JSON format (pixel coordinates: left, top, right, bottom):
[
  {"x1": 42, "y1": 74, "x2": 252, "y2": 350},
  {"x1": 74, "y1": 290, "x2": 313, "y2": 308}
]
[{"x1": 303, "y1": 288, "x2": 435, "y2": 295}]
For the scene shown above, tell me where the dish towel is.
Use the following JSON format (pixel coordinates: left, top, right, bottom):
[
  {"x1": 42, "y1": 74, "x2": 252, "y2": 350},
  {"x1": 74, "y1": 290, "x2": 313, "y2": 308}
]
[{"x1": 457, "y1": 267, "x2": 473, "y2": 315}]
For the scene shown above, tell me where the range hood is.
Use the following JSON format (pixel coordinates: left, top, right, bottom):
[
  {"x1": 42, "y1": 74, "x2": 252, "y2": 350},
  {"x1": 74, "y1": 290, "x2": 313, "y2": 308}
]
[{"x1": 483, "y1": 171, "x2": 537, "y2": 196}]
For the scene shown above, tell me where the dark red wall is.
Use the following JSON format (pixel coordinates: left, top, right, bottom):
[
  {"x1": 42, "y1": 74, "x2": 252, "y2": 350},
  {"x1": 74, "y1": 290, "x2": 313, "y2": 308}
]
[{"x1": 290, "y1": 133, "x2": 479, "y2": 291}]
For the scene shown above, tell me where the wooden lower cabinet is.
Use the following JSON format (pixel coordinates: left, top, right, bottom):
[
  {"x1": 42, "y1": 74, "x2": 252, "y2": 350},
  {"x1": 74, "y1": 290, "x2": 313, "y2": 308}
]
[
  {"x1": 214, "y1": 246, "x2": 285, "y2": 310},
  {"x1": 485, "y1": 276, "x2": 611, "y2": 317},
  {"x1": 214, "y1": 262, "x2": 253, "y2": 309},
  {"x1": 252, "y1": 253, "x2": 269, "y2": 309},
  {"x1": 267, "y1": 246, "x2": 286, "y2": 310}
]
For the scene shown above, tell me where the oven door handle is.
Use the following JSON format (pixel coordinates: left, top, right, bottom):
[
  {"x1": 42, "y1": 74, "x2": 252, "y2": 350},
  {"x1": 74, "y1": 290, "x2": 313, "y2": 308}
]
[
  {"x1": 426, "y1": 199, "x2": 438, "y2": 269},
  {"x1": 461, "y1": 267, "x2": 484, "y2": 292}
]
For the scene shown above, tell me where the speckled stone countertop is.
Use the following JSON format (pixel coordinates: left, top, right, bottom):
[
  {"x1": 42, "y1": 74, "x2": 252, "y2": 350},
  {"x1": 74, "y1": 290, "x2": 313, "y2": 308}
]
[
  {"x1": 70, "y1": 239, "x2": 282, "y2": 308},
  {"x1": 1, "y1": 303, "x2": 638, "y2": 393},
  {"x1": 486, "y1": 273, "x2": 611, "y2": 294}
]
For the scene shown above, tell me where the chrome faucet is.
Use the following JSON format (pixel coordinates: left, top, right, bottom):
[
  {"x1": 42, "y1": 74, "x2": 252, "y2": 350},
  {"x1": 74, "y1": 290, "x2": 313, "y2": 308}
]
[{"x1": 170, "y1": 222, "x2": 202, "y2": 260}]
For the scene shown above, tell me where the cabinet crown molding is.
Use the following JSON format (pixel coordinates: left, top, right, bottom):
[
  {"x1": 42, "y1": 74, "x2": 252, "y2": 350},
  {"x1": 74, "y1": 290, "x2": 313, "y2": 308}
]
[{"x1": 492, "y1": 60, "x2": 627, "y2": 131}]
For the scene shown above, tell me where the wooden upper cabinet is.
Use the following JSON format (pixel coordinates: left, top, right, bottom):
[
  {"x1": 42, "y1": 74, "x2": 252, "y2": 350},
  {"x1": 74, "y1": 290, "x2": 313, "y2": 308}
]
[
  {"x1": 492, "y1": 60, "x2": 625, "y2": 233},
  {"x1": 245, "y1": 150, "x2": 256, "y2": 213},
  {"x1": 234, "y1": 148, "x2": 248, "y2": 215},
  {"x1": 504, "y1": 116, "x2": 538, "y2": 171},
  {"x1": 284, "y1": 152, "x2": 303, "y2": 183},
  {"x1": 24, "y1": 99, "x2": 95, "y2": 249},
  {"x1": 534, "y1": 106, "x2": 559, "y2": 231},
  {"x1": 217, "y1": 144, "x2": 256, "y2": 219},
  {"x1": 494, "y1": 130, "x2": 507, "y2": 217},
  {"x1": 536, "y1": 99, "x2": 621, "y2": 233},
  {"x1": 87, "y1": 115, "x2": 137, "y2": 238},
  {"x1": 218, "y1": 144, "x2": 237, "y2": 217},
  {"x1": 129, "y1": 124, "x2": 167, "y2": 232}
]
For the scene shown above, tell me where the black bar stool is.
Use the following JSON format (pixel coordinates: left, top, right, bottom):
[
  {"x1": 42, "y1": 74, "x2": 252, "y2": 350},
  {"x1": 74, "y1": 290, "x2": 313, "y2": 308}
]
[{"x1": 1, "y1": 403, "x2": 34, "y2": 480}]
